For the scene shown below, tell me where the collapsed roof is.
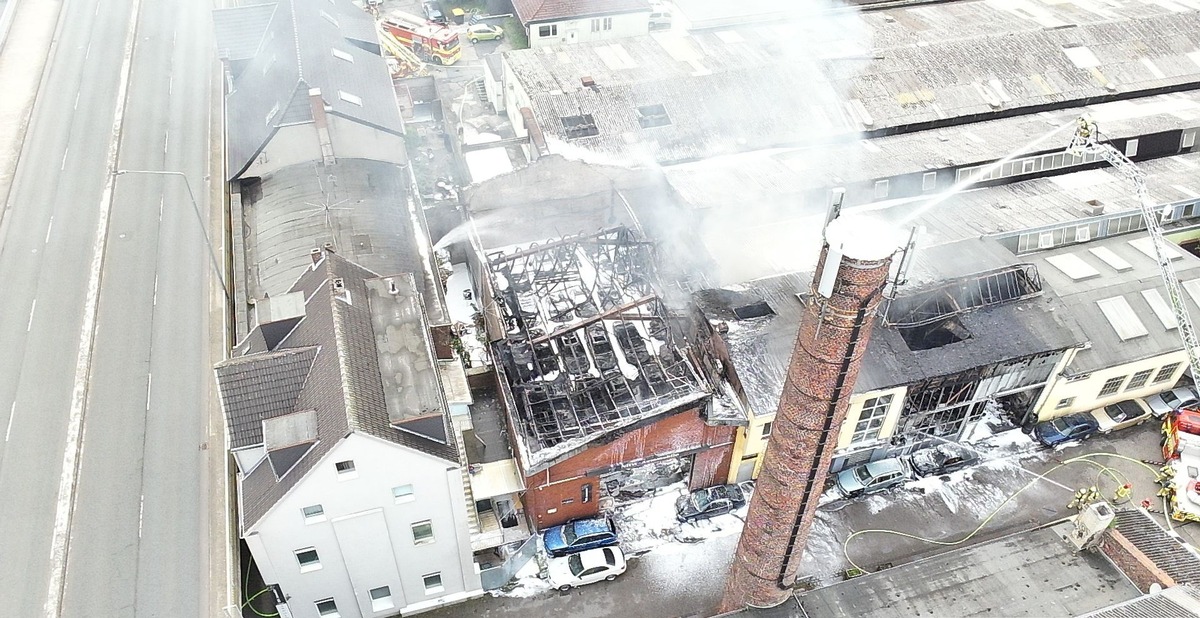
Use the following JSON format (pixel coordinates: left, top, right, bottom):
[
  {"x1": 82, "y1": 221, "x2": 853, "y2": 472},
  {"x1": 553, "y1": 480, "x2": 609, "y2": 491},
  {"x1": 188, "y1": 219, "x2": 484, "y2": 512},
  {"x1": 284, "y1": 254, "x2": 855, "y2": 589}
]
[{"x1": 488, "y1": 227, "x2": 710, "y2": 473}]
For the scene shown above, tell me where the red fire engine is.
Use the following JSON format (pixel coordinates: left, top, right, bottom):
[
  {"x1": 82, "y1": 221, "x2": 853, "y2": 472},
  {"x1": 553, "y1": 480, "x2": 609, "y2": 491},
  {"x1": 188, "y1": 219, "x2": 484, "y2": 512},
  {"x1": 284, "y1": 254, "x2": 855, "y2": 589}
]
[{"x1": 381, "y1": 11, "x2": 461, "y2": 66}]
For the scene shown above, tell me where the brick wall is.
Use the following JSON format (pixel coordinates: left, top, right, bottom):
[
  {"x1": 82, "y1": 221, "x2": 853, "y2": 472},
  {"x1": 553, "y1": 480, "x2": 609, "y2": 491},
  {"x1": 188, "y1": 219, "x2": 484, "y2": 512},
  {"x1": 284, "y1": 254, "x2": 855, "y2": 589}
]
[{"x1": 1100, "y1": 529, "x2": 1177, "y2": 592}]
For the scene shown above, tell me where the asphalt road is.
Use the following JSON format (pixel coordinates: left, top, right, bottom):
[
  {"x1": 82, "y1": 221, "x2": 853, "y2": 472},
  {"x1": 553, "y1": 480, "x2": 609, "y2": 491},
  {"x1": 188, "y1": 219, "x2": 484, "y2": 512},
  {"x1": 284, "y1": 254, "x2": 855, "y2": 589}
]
[{"x1": 0, "y1": 0, "x2": 216, "y2": 614}]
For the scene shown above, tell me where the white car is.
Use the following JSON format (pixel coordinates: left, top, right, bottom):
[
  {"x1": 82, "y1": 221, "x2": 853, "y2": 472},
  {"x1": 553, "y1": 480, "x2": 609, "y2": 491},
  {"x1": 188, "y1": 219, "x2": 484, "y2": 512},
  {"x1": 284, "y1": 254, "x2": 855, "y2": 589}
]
[
  {"x1": 1089, "y1": 398, "x2": 1153, "y2": 433},
  {"x1": 546, "y1": 546, "x2": 626, "y2": 591}
]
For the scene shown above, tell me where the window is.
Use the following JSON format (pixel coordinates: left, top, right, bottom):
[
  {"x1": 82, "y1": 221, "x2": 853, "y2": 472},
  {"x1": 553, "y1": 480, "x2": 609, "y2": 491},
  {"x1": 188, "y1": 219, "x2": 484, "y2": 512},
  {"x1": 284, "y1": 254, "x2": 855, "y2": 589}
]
[
  {"x1": 369, "y1": 586, "x2": 394, "y2": 612},
  {"x1": 1022, "y1": 159, "x2": 1035, "y2": 174},
  {"x1": 393, "y1": 484, "x2": 414, "y2": 503},
  {"x1": 922, "y1": 171, "x2": 936, "y2": 192},
  {"x1": 874, "y1": 180, "x2": 889, "y2": 199},
  {"x1": 1098, "y1": 376, "x2": 1126, "y2": 397},
  {"x1": 1184, "y1": 131, "x2": 1196, "y2": 149},
  {"x1": 762, "y1": 421, "x2": 773, "y2": 437},
  {"x1": 538, "y1": 24, "x2": 558, "y2": 37},
  {"x1": 412, "y1": 520, "x2": 435, "y2": 545},
  {"x1": 296, "y1": 547, "x2": 322, "y2": 572},
  {"x1": 1126, "y1": 369, "x2": 1154, "y2": 390},
  {"x1": 1125, "y1": 138, "x2": 1139, "y2": 157},
  {"x1": 302, "y1": 504, "x2": 325, "y2": 523},
  {"x1": 331, "y1": 48, "x2": 354, "y2": 63},
  {"x1": 591, "y1": 18, "x2": 601, "y2": 32},
  {"x1": 335, "y1": 460, "x2": 356, "y2": 478},
  {"x1": 315, "y1": 598, "x2": 339, "y2": 617},
  {"x1": 636, "y1": 104, "x2": 671, "y2": 129},
  {"x1": 1038, "y1": 231, "x2": 1054, "y2": 249},
  {"x1": 581, "y1": 483, "x2": 592, "y2": 503},
  {"x1": 338, "y1": 90, "x2": 363, "y2": 107},
  {"x1": 1074, "y1": 226, "x2": 1090, "y2": 242},
  {"x1": 1055, "y1": 397, "x2": 1074, "y2": 409},
  {"x1": 423, "y1": 572, "x2": 444, "y2": 594},
  {"x1": 602, "y1": 17, "x2": 612, "y2": 30},
  {"x1": 851, "y1": 395, "x2": 892, "y2": 444},
  {"x1": 561, "y1": 498, "x2": 575, "y2": 505},
  {"x1": 1154, "y1": 363, "x2": 1181, "y2": 384}
]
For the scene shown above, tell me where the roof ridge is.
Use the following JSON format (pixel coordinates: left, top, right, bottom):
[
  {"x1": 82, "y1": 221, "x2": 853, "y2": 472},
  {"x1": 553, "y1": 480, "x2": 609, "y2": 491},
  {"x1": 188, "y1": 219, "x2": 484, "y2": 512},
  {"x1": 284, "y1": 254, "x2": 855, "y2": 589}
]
[
  {"x1": 289, "y1": 0, "x2": 304, "y2": 81},
  {"x1": 216, "y1": 343, "x2": 319, "y2": 368}
]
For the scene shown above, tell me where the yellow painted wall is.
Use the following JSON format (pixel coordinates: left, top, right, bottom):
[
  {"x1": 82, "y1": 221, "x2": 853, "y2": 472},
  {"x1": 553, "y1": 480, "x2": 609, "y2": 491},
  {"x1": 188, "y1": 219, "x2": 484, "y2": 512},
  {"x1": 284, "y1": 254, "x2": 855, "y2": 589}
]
[{"x1": 1038, "y1": 350, "x2": 1187, "y2": 420}]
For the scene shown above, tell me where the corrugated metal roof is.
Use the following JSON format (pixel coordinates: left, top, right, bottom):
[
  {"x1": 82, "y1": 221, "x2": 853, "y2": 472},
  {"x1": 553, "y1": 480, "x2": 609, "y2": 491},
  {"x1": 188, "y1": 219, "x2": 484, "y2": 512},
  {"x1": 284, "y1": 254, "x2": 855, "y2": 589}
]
[
  {"x1": 1109, "y1": 508, "x2": 1200, "y2": 586},
  {"x1": 504, "y1": 3, "x2": 1200, "y2": 165},
  {"x1": 1080, "y1": 584, "x2": 1200, "y2": 618},
  {"x1": 512, "y1": 0, "x2": 650, "y2": 24}
]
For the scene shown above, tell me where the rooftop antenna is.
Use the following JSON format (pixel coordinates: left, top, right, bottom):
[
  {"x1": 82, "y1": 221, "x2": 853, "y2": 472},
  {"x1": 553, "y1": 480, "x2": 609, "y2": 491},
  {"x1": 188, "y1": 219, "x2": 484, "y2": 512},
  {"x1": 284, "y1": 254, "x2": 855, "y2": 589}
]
[
  {"x1": 303, "y1": 171, "x2": 352, "y2": 231},
  {"x1": 816, "y1": 188, "x2": 846, "y2": 299},
  {"x1": 881, "y1": 225, "x2": 922, "y2": 325}
]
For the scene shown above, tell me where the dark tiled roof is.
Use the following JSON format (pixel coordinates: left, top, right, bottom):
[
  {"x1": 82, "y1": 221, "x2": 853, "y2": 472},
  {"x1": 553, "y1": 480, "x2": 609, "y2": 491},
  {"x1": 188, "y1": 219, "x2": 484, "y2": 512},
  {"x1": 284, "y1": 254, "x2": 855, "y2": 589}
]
[
  {"x1": 225, "y1": 0, "x2": 403, "y2": 180},
  {"x1": 216, "y1": 346, "x2": 319, "y2": 450},
  {"x1": 512, "y1": 0, "x2": 649, "y2": 24},
  {"x1": 225, "y1": 251, "x2": 457, "y2": 531},
  {"x1": 213, "y1": 3, "x2": 278, "y2": 61},
  {"x1": 1111, "y1": 508, "x2": 1200, "y2": 586}
]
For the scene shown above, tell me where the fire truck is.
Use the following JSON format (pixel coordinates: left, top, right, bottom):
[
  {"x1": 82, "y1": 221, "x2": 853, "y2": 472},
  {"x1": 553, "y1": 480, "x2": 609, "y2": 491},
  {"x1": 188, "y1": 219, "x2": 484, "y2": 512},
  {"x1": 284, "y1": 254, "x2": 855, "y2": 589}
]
[
  {"x1": 1160, "y1": 408, "x2": 1200, "y2": 522},
  {"x1": 380, "y1": 11, "x2": 461, "y2": 66}
]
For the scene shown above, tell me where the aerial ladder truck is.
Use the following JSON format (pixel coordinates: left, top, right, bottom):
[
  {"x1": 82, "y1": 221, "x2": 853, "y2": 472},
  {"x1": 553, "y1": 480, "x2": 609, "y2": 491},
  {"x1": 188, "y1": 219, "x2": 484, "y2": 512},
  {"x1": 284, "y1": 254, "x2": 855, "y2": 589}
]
[{"x1": 1067, "y1": 116, "x2": 1200, "y2": 522}]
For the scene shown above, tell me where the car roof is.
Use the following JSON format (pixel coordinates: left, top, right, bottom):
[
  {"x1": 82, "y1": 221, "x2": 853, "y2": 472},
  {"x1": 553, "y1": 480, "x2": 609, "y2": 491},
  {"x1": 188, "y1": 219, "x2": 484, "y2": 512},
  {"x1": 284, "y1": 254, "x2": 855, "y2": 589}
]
[
  {"x1": 575, "y1": 546, "x2": 622, "y2": 568},
  {"x1": 572, "y1": 517, "x2": 612, "y2": 536},
  {"x1": 865, "y1": 458, "x2": 903, "y2": 474}
]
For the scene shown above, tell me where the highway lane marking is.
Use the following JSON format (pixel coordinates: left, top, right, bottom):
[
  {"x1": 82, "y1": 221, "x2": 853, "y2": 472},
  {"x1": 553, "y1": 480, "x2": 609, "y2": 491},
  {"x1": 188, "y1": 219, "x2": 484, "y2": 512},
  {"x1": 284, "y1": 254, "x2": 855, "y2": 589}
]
[
  {"x1": 27, "y1": 299, "x2": 36, "y2": 331},
  {"x1": 167, "y1": 75, "x2": 172, "y2": 95},
  {"x1": 163, "y1": 129, "x2": 168, "y2": 154},
  {"x1": 45, "y1": 216, "x2": 54, "y2": 243},
  {"x1": 138, "y1": 494, "x2": 144, "y2": 538},
  {"x1": 158, "y1": 195, "x2": 163, "y2": 221},
  {"x1": 145, "y1": 373, "x2": 152, "y2": 411},
  {"x1": 152, "y1": 274, "x2": 158, "y2": 306},
  {"x1": 5, "y1": 402, "x2": 13, "y2": 442},
  {"x1": 45, "y1": 0, "x2": 143, "y2": 612},
  {"x1": 60, "y1": 147, "x2": 68, "y2": 170},
  {"x1": 73, "y1": 92, "x2": 80, "y2": 110},
  {"x1": 84, "y1": 42, "x2": 90, "y2": 60}
]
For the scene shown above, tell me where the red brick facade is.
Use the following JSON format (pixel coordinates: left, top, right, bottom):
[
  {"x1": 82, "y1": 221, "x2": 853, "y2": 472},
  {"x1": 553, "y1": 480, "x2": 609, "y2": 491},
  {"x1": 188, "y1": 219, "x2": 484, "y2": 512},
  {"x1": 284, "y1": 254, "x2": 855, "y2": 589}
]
[
  {"x1": 720, "y1": 241, "x2": 894, "y2": 611},
  {"x1": 523, "y1": 407, "x2": 736, "y2": 529},
  {"x1": 1099, "y1": 530, "x2": 1178, "y2": 592}
]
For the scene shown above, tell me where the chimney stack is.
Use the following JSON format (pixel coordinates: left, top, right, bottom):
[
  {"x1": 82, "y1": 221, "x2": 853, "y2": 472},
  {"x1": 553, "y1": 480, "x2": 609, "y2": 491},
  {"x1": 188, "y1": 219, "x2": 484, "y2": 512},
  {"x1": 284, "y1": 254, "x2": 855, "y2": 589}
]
[
  {"x1": 719, "y1": 216, "x2": 899, "y2": 612},
  {"x1": 309, "y1": 87, "x2": 337, "y2": 166},
  {"x1": 310, "y1": 248, "x2": 323, "y2": 266}
]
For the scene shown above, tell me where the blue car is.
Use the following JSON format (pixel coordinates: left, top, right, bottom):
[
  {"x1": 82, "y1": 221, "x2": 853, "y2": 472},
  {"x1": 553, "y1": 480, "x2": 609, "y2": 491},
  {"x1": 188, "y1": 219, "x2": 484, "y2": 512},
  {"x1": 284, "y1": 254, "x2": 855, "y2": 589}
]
[
  {"x1": 1033, "y1": 413, "x2": 1100, "y2": 447},
  {"x1": 541, "y1": 516, "x2": 618, "y2": 558}
]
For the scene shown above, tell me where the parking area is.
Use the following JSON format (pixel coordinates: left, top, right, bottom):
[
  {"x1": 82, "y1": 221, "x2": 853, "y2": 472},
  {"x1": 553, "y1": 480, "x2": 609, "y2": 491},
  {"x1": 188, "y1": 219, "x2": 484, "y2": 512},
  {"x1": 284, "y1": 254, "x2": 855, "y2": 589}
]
[{"x1": 420, "y1": 420, "x2": 1190, "y2": 618}]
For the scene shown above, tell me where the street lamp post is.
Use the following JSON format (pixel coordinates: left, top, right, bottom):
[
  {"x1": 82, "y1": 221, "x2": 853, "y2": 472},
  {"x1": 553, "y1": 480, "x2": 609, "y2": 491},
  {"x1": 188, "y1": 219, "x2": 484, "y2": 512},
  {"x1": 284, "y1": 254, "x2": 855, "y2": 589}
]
[{"x1": 113, "y1": 169, "x2": 230, "y2": 301}]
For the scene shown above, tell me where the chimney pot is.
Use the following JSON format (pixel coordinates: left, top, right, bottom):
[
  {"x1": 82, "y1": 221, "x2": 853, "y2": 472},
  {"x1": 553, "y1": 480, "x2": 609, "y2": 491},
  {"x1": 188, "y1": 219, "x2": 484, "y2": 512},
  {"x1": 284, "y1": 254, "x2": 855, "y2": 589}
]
[
  {"x1": 323, "y1": 242, "x2": 336, "y2": 253},
  {"x1": 580, "y1": 76, "x2": 595, "y2": 88},
  {"x1": 310, "y1": 248, "x2": 323, "y2": 265},
  {"x1": 388, "y1": 280, "x2": 399, "y2": 294}
]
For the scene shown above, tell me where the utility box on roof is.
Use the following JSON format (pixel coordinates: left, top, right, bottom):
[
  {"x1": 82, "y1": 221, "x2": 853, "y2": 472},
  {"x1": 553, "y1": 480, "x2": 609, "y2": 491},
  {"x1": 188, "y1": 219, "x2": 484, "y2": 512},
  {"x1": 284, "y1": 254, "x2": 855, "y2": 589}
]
[{"x1": 1068, "y1": 501, "x2": 1115, "y2": 551}]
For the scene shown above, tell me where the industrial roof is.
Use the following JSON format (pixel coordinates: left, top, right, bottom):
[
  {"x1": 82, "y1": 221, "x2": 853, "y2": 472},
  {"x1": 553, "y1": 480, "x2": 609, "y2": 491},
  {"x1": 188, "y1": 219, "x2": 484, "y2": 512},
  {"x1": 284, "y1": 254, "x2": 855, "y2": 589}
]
[
  {"x1": 665, "y1": 91, "x2": 1200, "y2": 211},
  {"x1": 1033, "y1": 231, "x2": 1200, "y2": 373},
  {"x1": 503, "y1": 1, "x2": 1200, "y2": 164},
  {"x1": 217, "y1": 251, "x2": 457, "y2": 532},
  {"x1": 487, "y1": 227, "x2": 713, "y2": 473},
  {"x1": 696, "y1": 150, "x2": 1200, "y2": 286},
  {"x1": 511, "y1": 0, "x2": 650, "y2": 25},
  {"x1": 697, "y1": 236, "x2": 1083, "y2": 410},
  {"x1": 244, "y1": 159, "x2": 448, "y2": 325},
  {"x1": 792, "y1": 523, "x2": 1139, "y2": 617},
  {"x1": 1080, "y1": 584, "x2": 1200, "y2": 618},
  {"x1": 224, "y1": 0, "x2": 402, "y2": 180},
  {"x1": 1107, "y1": 508, "x2": 1200, "y2": 587}
]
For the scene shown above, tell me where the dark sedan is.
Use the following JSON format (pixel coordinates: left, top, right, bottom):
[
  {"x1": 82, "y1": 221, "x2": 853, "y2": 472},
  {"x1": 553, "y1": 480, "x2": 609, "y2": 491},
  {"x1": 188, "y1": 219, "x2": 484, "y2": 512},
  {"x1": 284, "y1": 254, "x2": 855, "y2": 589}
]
[
  {"x1": 1033, "y1": 413, "x2": 1100, "y2": 447},
  {"x1": 675, "y1": 484, "x2": 746, "y2": 522},
  {"x1": 906, "y1": 444, "x2": 979, "y2": 477},
  {"x1": 541, "y1": 516, "x2": 619, "y2": 558}
]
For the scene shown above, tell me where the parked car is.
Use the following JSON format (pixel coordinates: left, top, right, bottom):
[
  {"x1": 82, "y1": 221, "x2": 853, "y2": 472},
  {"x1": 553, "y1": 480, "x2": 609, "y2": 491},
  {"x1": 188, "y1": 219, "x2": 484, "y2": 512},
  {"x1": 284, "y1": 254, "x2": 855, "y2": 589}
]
[
  {"x1": 675, "y1": 484, "x2": 746, "y2": 522},
  {"x1": 1146, "y1": 385, "x2": 1200, "y2": 419},
  {"x1": 547, "y1": 546, "x2": 627, "y2": 591},
  {"x1": 1090, "y1": 398, "x2": 1153, "y2": 433},
  {"x1": 467, "y1": 23, "x2": 504, "y2": 42},
  {"x1": 833, "y1": 458, "x2": 908, "y2": 498},
  {"x1": 649, "y1": 9, "x2": 672, "y2": 29},
  {"x1": 541, "y1": 516, "x2": 619, "y2": 558},
  {"x1": 906, "y1": 443, "x2": 979, "y2": 477},
  {"x1": 1032, "y1": 413, "x2": 1100, "y2": 447},
  {"x1": 422, "y1": 1, "x2": 446, "y2": 24}
]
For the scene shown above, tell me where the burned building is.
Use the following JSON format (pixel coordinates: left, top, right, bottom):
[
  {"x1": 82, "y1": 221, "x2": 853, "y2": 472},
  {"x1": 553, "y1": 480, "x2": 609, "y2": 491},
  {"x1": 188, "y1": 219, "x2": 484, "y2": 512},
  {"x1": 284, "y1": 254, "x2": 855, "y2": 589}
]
[
  {"x1": 700, "y1": 236, "x2": 1086, "y2": 478},
  {"x1": 483, "y1": 227, "x2": 741, "y2": 529}
]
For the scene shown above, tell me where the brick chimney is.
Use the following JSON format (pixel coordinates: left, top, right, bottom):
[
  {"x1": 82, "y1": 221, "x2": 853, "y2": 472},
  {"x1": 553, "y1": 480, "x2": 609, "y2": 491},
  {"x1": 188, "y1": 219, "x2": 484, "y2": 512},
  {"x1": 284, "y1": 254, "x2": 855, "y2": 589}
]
[
  {"x1": 719, "y1": 216, "x2": 899, "y2": 611},
  {"x1": 309, "y1": 87, "x2": 337, "y2": 166}
]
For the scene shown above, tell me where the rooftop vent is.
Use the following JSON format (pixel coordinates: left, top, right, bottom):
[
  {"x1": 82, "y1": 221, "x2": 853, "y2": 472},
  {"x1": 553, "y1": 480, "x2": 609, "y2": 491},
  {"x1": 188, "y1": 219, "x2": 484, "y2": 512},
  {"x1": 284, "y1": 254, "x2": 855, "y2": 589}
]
[
  {"x1": 581, "y1": 76, "x2": 596, "y2": 88},
  {"x1": 1082, "y1": 199, "x2": 1105, "y2": 217},
  {"x1": 560, "y1": 114, "x2": 599, "y2": 139},
  {"x1": 636, "y1": 104, "x2": 671, "y2": 129},
  {"x1": 332, "y1": 278, "x2": 345, "y2": 294}
]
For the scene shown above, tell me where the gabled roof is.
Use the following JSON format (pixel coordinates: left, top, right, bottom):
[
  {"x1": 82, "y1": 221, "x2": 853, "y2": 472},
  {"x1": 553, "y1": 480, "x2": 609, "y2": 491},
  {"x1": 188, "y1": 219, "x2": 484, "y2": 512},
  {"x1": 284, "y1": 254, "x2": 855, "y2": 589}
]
[
  {"x1": 213, "y1": 3, "x2": 279, "y2": 62},
  {"x1": 225, "y1": 0, "x2": 403, "y2": 180},
  {"x1": 218, "y1": 250, "x2": 456, "y2": 531},
  {"x1": 512, "y1": 0, "x2": 650, "y2": 25}
]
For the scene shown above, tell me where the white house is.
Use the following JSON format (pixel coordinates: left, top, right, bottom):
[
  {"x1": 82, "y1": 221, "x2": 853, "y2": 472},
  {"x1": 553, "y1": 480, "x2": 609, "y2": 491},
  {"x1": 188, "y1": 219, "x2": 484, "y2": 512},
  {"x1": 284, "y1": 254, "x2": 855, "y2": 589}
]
[
  {"x1": 512, "y1": 0, "x2": 652, "y2": 47},
  {"x1": 216, "y1": 249, "x2": 483, "y2": 618}
]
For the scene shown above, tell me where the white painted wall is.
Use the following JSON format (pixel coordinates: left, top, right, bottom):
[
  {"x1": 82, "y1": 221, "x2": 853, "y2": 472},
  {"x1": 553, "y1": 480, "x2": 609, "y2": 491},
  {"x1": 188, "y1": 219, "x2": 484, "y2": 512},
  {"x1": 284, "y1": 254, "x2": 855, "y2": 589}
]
[
  {"x1": 527, "y1": 11, "x2": 650, "y2": 48},
  {"x1": 245, "y1": 433, "x2": 481, "y2": 618},
  {"x1": 241, "y1": 119, "x2": 405, "y2": 179},
  {"x1": 1038, "y1": 350, "x2": 1188, "y2": 420},
  {"x1": 835, "y1": 386, "x2": 908, "y2": 450}
]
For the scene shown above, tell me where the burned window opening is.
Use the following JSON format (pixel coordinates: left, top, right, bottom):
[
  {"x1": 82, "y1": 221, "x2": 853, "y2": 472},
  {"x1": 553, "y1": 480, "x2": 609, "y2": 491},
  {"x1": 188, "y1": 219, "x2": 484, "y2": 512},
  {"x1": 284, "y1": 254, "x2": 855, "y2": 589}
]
[
  {"x1": 898, "y1": 316, "x2": 970, "y2": 351},
  {"x1": 636, "y1": 104, "x2": 671, "y2": 129},
  {"x1": 560, "y1": 114, "x2": 599, "y2": 139},
  {"x1": 886, "y1": 264, "x2": 1042, "y2": 328},
  {"x1": 733, "y1": 301, "x2": 774, "y2": 320}
]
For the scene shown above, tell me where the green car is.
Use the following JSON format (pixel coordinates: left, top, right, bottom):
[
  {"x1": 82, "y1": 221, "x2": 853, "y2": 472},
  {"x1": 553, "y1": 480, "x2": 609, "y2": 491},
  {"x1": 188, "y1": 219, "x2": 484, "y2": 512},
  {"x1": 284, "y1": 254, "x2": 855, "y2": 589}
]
[{"x1": 467, "y1": 24, "x2": 503, "y2": 42}]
